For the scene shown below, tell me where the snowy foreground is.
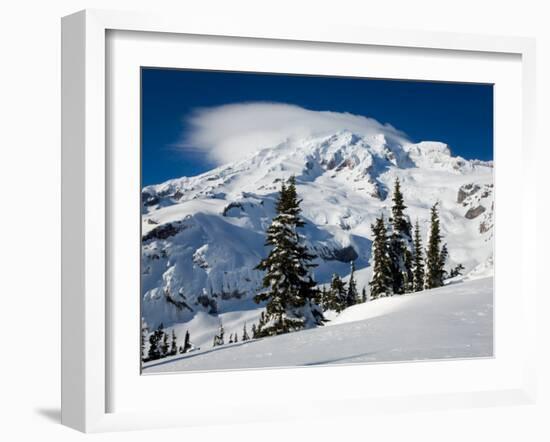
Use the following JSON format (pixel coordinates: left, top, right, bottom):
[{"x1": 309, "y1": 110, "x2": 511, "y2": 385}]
[{"x1": 143, "y1": 277, "x2": 493, "y2": 374}]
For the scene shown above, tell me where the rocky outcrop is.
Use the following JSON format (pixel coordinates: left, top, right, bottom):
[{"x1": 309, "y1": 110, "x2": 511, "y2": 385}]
[
  {"x1": 457, "y1": 183, "x2": 480, "y2": 204},
  {"x1": 142, "y1": 221, "x2": 187, "y2": 242},
  {"x1": 465, "y1": 205, "x2": 486, "y2": 219},
  {"x1": 316, "y1": 245, "x2": 359, "y2": 263}
]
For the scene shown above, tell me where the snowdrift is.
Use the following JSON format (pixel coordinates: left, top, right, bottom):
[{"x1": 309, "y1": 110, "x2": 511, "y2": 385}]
[{"x1": 143, "y1": 277, "x2": 493, "y2": 373}]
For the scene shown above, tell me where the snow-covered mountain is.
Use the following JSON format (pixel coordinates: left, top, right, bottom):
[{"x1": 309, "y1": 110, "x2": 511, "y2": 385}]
[{"x1": 141, "y1": 130, "x2": 493, "y2": 331}]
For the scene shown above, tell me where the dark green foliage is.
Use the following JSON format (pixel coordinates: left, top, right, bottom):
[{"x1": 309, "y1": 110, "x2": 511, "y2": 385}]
[
  {"x1": 424, "y1": 203, "x2": 446, "y2": 289},
  {"x1": 439, "y1": 243, "x2": 449, "y2": 281},
  {"x1": 147, "y1": 324, "x2": 164, "y2": 361},
  {"x1": 212, "y1": 321, "x2": 225, "y2": 347},
  {"x1": 161, "y1": 331, "x2": 169, "y2": 357},
  {"x1": 257, "y1": 311, "x2": 267, "y2": 330},
  {"x1": 170, "y1": 329, "x2": 178, "y2": 356},
  {"x1": 242, "y1": 323, "x2": 250, "y2": 341},
  {"x1": 369, "y1": 215, "x2": 394, "y2": 300},
  {"x1": 141, "y1": 317, "x2": 148, "y2": 362},
  {"x1": 254, "y1": 176, "x2": 324, "y2": 336},
  {"x1": 388, "y1": 178, "x2": 414, "y2": 294},
  {"x1": 412, "y1": 220, "x2": 425, "y2": 292},
  {"x1": 319, "y1": 286, "x2": 329, "y2": 311},
  {"x1": 391, "y1": 178, "x2": 412, "y2": 238},
  {"x1": 449, "y1": 263, "x2": 465, "y2": 278},
  {"x1": 183, "y1": 330, "x2": 192, "y2": 353},
  {"x1": 325, "y1": 273, "x2": 347, "y2": 312},
  {"x1": 346, "y1": 261, "x2": 359, "y2": 307}
]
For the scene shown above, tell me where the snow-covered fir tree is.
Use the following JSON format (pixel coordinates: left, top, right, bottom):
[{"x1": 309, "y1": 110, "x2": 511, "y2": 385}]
[
  {"x1": 325, "y1": 273, "x2": 347, "y2": 312},
  {"x1": 388, "y1": 178, "x2": 414, "y2": 294},
  {"x1": 182, "y1": 330, "x2": 192, "y2": 353},
  {"x1": 254, "y1": 176, "x2": 324, "y2": 336},
  {"x1": 141, "y1": 317, "x2": 149, "y2": 362},
  {"x1": 424, "y1": 203, "x2": 447, "y2": 289},
  {"x1": 346, "y1": 261, "x2": 359, "y2": 307},
  {"x1": 319, "y1": 286, "x2": 328, "y2": 311},
  {"x1": 439, "y1": 243, "x2": 449, "y2": 281},
  {"x1": 170, "y1": 329, "x2": 178, "y2": 356},
  {"x1": 449, "y1": 263, "x2": 465, "y2": 278},
  {"x1": 212, "y1": 321, "x2": 225, "y2": 347},
  {"x1": 242, "y1": 323, "x2": 250, "y2": 341},
  {"x1": 412, "y1": 220, "x2": 425, "y2": 292},
  {"x1": 369, "y1": 215, "x2": 394, "y2": 299},
  {"x1": 147, "y1": 324, "x2": 164, "y2": 361},
  {"x1": 161, "y1": 330, "x2": 169, "y2": 357}
]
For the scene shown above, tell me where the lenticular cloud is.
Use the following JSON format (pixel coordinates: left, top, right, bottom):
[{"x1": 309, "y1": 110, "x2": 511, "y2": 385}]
[{"x1": 181, "y1": 102, "x2": 409, "y2": 165}]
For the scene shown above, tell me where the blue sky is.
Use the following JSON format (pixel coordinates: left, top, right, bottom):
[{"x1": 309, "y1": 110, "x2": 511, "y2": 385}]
[{"x1": 142, "y1": 68, "x2": 493, "y2": 186}]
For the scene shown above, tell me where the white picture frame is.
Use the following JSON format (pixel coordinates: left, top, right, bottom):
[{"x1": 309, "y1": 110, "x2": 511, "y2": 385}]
[{"x1": 61, "y1": 9, "x2": 537, "y2": 433}]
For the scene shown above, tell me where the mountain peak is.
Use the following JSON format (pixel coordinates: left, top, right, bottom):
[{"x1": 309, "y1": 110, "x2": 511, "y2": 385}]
[
  {"x1": 143, "y1": 131, "x2": 491, "y2": 215},
  {"x1": 141, "y1": 128, "x2": 493, "y2": 330}
]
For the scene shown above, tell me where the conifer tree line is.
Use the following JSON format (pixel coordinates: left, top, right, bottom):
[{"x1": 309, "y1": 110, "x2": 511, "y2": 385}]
[
  {"x1": 141, "y1": 319, "x2": 195, "y2": 363},
  {"x1": 206, "y1": 176, "x2": 462, "y2": 352},
  {"x1": 211, "y1": 320, "x2": 252, "y2": 348},
  {"x1": 369, "y1": 178, "x2": 457, "y2": 299},
  {"x1": 319, "y1": 261, "x2": 367, "y2": 313}
]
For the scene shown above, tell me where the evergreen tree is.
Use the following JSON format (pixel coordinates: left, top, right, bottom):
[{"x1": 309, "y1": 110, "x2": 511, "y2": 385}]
[
  {"x1": 388, "y1": 178, "x2": 414, "y2": 294},
  {"x1": 325, "y1": 273, "x2": 347, "y2": 312},
  {"x1": 170, "y1": 329, "x2": 178, "y2": 356},
  {"x1": 141, "y1": 317, "x2": 149, "y2": 362},
  {"x1": 242, "y1": 323, "x2": 250, "y2": 341},
  {"x1": 212, "y1": 320, "x2": 225, "y2": 347},
  {"x1": 218, "y1": 322, "x2": 225, "y2": 345},
  {"x1": 254, "y1": 176, "x2": 324, "y2": 336},
  {"x1": 255, "y1": 311, "x2": 266, "y2": 336},
  {"x1": 424, "y1": 203, "x2": 446, "y2": 289},
  {"x1": 251, "y1": 323, "x2": 258, "y2": 339},
  {"x1": 258, "y1": 311, "x2": 266, "y2": 327},
  {"x1": 161, "y1": 330, "x2": 169, "y2": 357},
  {"x1": 449, "y1": 263, "x2": 465, "y2": 278},
  {"x1": 183, "y1": 330, "x2": 192, "y2": 353},
  {"x1": 229, "y1": 333, "x2": 234, "y2": 344},
  {"x1": 346, "y1": 261, "x2": 359, "y2": 307},
  {"x1": 439, "y1": 243, "x2": 449, "y2": 281},
  {"x1": 369, "y1": 216, "x2": 394, "y2": 299},
  {"x1": 391, "y1": 178, "x2": 411, "y2": 237},
  {"x1": 319, "y1": 286, "x2": 328, "y2": 311},
  {"x1": 147, "y1": 323, "x2": 165, "y2": 361},
  {"x1": 412, "y1": 220, "x2": 425, "y2": 292},
  {"x1": 361, "y1": 287, "x2": 367, "y2": 303}
]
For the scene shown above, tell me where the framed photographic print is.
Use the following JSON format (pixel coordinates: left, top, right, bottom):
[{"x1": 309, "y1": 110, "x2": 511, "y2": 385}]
[
  {"x1": 61, "y1": 9, "x2": 537, "y2": 432},
  {"x1": 139, "y1": 68, "x2": 494, "y2": 374}
]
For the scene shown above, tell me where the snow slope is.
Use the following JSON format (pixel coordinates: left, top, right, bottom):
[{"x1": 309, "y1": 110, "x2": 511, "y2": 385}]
[
  {"x1": 143, "y1": 277, "x2": 493, "y2": 373},
  {"x1": 141, "y1": 130, "x2": 494, "y2": 331}
]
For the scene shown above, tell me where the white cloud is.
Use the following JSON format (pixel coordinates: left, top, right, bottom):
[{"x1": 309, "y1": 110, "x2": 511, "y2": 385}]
[{"x1": 179, "y1": 102, "x2": 409, "y2": 165}]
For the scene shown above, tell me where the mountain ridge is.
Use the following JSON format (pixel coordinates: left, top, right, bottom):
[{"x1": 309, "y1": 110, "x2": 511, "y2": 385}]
[{"x1": 141, "y1": 130, "x2": 493, "y2": 330}]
